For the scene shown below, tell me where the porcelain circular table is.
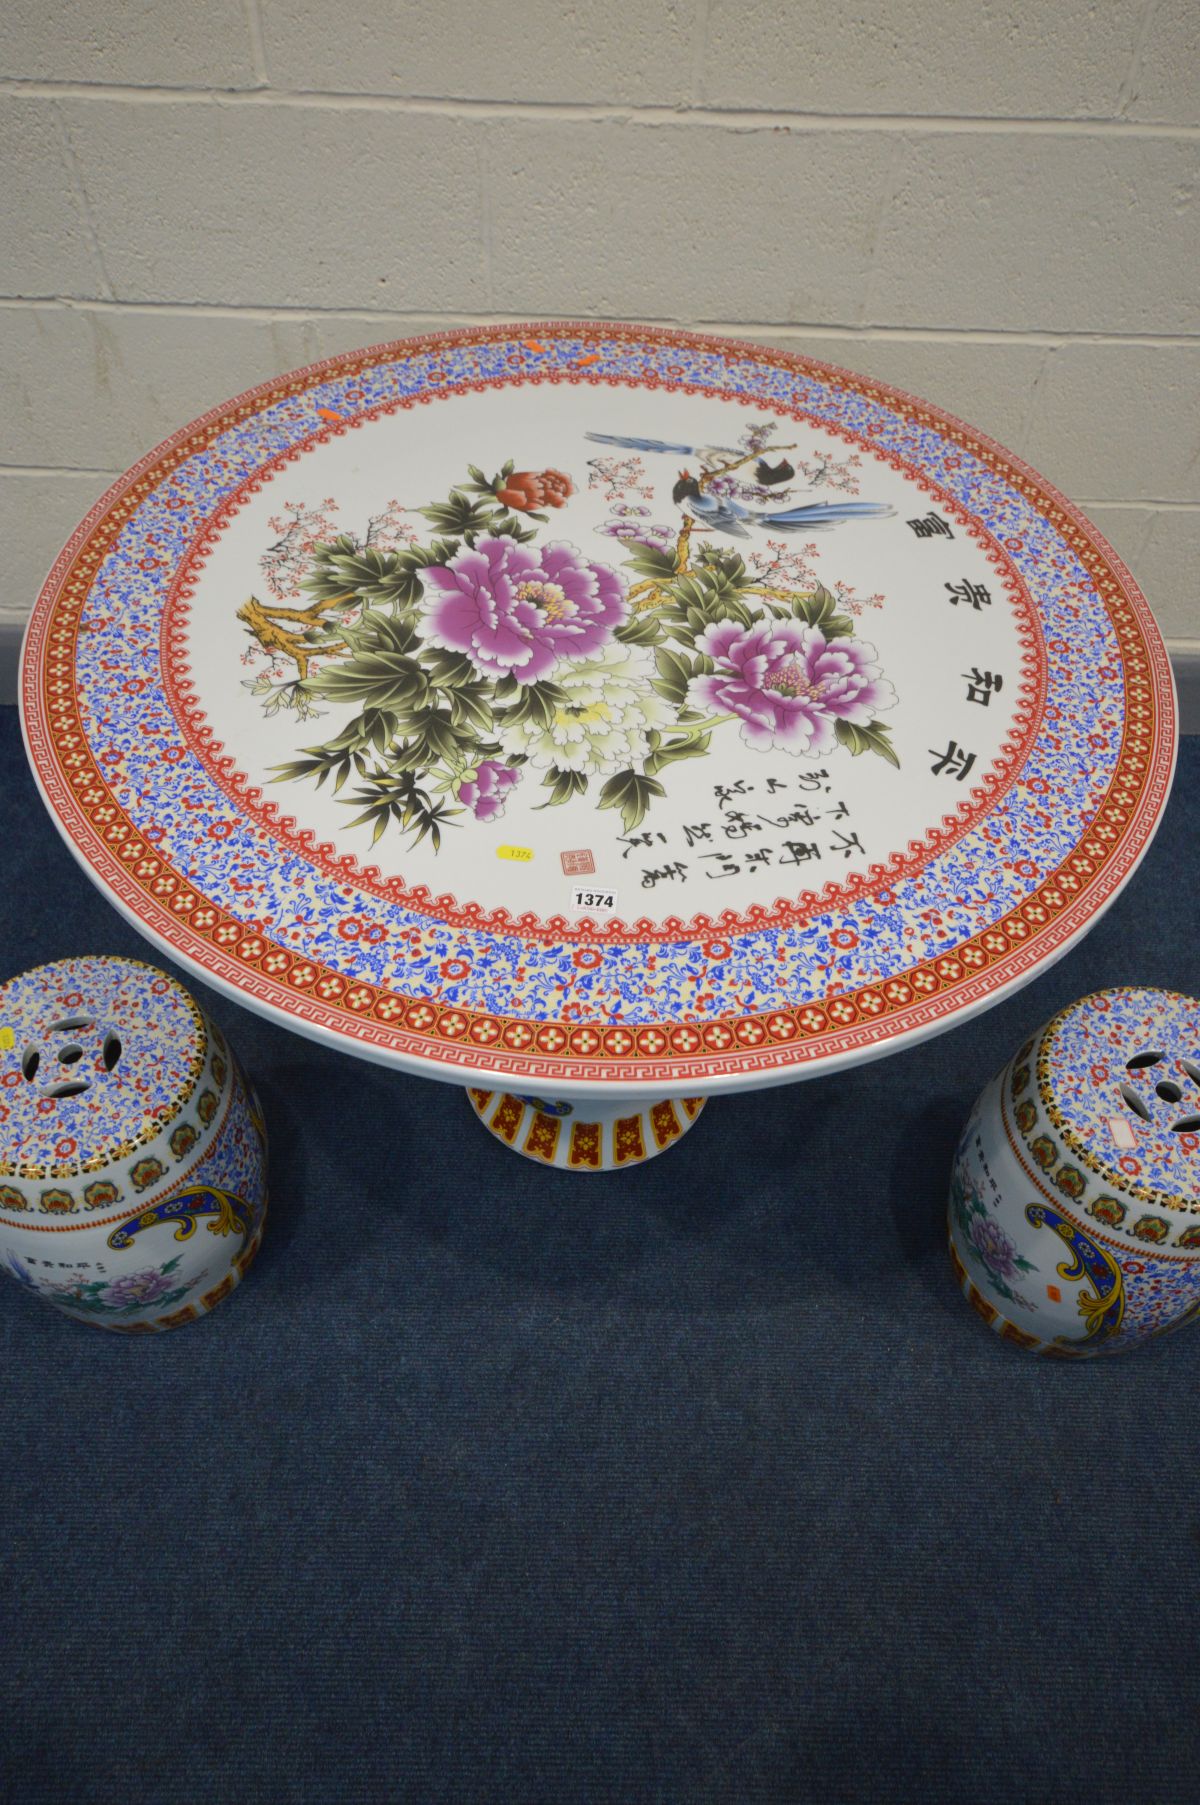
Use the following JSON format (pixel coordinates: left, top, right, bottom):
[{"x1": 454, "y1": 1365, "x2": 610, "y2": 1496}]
[{"x1": 19, "y1": 324, "x2": 1178, "y2": 1172}]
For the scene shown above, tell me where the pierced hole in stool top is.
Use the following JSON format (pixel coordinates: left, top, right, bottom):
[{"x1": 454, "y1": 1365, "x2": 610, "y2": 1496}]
[
  {"x1": 102, "y1": 1032, "x2": 122, "y2": 1071},
  {"x1": 21, "y1": 1045, "x2": 40, "y2": 1082},
  {"x1": 1125, "y1": 1050, "x2": 1164, "y2": 1070},
  {"x1": 1156, "y1": 1079, "x2": 1184, "y2": 1104},
  {"x1": 56, "y1": 1045, "x2": 84, "y2": 1066},
  {"x1": 44, "y1": 1079, "x2": 90, "y2": 1100},
  {"x1": 1119, "y1": 1083, "x2": 1152, "y2": 1121},
  {"x1": 48, "y1": 1016, "x2": 93, "y2": 1035},
  {"x1": 1182, "y1": 1060, "x2": 1200, "y2": 1089},
  {"x1": 1173, "y1": 1115, "x2": 1200, "y2": 1134}
]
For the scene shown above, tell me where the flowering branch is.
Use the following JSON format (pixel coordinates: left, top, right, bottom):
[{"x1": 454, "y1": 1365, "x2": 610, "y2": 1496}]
[{"x1": 236, "y1": 593, "x2": 353, "y2": 681}]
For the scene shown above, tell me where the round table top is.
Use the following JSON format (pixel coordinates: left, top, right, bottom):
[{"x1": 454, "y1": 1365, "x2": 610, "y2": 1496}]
[{"x1": 21, "y1": 324, "x2": 1177, "y2": 1097}]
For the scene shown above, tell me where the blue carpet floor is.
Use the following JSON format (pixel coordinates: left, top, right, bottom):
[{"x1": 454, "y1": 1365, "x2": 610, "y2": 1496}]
[{"x1": 2, "y1": 704, "x2": 1199, "y2": 1804}]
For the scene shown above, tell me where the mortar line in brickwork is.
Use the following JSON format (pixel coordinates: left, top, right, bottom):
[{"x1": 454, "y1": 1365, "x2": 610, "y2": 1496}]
[
  {"x1": 0, "y1": 469, "x2": 120, "y2": 483},
  {"x1": 1, "y1": 79, "x2": 1198, "y2": 138},
  {"x1": 242, "y1": 0, "x2": 270, "y2": 91},
  {"x1": 0, "y1": 298, "x2": 1196, "y2": 350},
  {"x1": 688, "y1": 0, "x2": 712, "y2": 108},
  {"x1": 474, "y1": 140, "x2": 494, "y2": 312},
  {"x1": 1116, "y1": 0, "x2": 1165, "y2": 118},
  {"x1": 857, "y1": 134, "x2": 908, "y2": 329},
  {"x1": 1078, "y1": 499, "x2": 1200, "y2": 512},
  {"x1": 48, "y1": 104, "x2": 115, "y2": 302}
]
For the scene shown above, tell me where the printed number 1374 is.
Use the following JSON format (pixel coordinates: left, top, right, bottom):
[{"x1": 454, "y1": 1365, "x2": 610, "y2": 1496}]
[{"x1": 572, "y1": 887, "x2": 616, "y2": 911}]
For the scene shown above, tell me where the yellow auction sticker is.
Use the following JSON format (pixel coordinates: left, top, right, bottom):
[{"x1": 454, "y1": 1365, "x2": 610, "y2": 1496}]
[
  {"x1": 497, "y1": 845, "x2": 534, "y2": 863},
  {"x1": 0, "y1": 1027, "x2": 14, "y2": 1052}
]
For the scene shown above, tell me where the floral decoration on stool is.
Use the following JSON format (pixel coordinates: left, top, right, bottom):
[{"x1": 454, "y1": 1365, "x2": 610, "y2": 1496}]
[
  {"x1": 949, "y1": 988, "x2": 1200, "y2": 1357},
  {"x1": 0, "y1": 957, "x2": 267, "y2": 1333}
]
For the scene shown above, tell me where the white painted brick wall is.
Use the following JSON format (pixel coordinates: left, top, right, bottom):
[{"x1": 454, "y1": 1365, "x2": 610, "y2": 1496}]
[{"x1": 1, "y1": 0, "x2": 1197, "y2": 670}]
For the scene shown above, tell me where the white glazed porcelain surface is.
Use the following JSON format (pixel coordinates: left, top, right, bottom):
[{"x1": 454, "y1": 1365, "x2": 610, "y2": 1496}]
[{"x1": 20, "y1": 325, "x2": 1176, "y2": 1098}]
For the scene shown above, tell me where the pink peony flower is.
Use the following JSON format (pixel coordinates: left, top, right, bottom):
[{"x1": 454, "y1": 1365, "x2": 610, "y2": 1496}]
[
  {"x1": 688, "y1": 620, "x2": 896, "y2": 755},
  {"x1": 423, "y1": 535, "x2": 626, "y2": 684},
  {"x1": 456, "y1": 760, "x2": 521, "y2": 823},
  {"x1": 968, "y1": 1215, "x2": 1019, "y2": 1282},
  {"x1": 106, "y1": 1268, "x2": 176, "y2": 1307}
]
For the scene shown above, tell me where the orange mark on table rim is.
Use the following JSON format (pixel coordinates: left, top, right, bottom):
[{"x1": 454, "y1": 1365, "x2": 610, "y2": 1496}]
[
  {"x1": 317, "y1": 408, "x2": 346, "y2": 423},
  {"x1": 522, "y1": 340, "x2": 549, "y2": 353},
  {"x1": 573, "y1": 354, "x2": 602, "y2": 366}
]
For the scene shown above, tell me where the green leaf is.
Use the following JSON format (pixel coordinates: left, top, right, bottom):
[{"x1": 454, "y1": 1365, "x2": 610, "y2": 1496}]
[
  {"x1": 496, "y1": 679, "x2": 569, "y2": 731},
  {"x1": 534, "y1": 766, "x2": 589, "y2": 809},
  {"x1": 598, "y1": 769, "x2": 667, "y2": 834},
  {"x1": 791, "y1": 584, "x2": 855, "y2": 641},
  {"x1": 299, "y1": 542, "x2": 424, "y2": 610},
  {"x1": 669, "y1": 574, "x2": 712, "y2": 614},
  {"x1": 302, "y1": 649, "x2": 430, "y2": 713},
  {"x1": 614, "y1": 611, "x2": 663, "y2": 646},
  {"x1": 413, "y1": 711, "x2": 471, "y2": 762},
  {"x1": 340, "y1": 610, "x2": 421, "y2": 658},
  {"x1": 644, "y1": 733, "x2": 711, "y2": 777},
  {"x1": 343, "y1": 769, "x2": 462, "y2": 849},
  {"x1": 622, "y1": 542, "x2": 678, "y2": 581},
  {"x1": 270, "y1": 744, "x2": 354, "y2": 792},
  {"x1": 419, "y1": 646, "x2": 478, "y2": 687},
  {"x1": 448, "y1": 686, "x2": 496, "y2": 737},
  {"x1": 388, "y1": 737, "x2": 430, "y2": 771},
  {"x1": 650, "y1": 645, "x2": 693, "y2": 708},
  {"x1": 834, "y1": 717, "x2": 900, "y2": 769},
  {"x1": 361, "y1": 707, "x2": 400, "y2": 756},
  {"x1": 696, "y1": 548, "x2": 748, "y2": 589},
  {"x1": 485, "y1": 511, "x2": 539, "y2": 544},
  {"x1": 417, "y1": 490, "x2": 496, "y2": 537}
]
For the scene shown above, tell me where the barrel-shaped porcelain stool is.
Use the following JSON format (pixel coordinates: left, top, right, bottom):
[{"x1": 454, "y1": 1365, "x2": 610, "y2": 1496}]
[
  {"x1": 949, "y1": 988, "x2": 1200, "y2": 1357},
  {"x1": 0, "y1": 957, "x2": 267, "y2": 1333}
]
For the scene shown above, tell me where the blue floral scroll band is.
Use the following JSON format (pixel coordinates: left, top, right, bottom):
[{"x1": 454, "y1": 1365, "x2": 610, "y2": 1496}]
[
  {"x1": 107, "y1": 1186, "x2": 253, "y2": 1251},
  {"x1": 1025, "y1": 1202, "x2": 1125, "y2": 1344}
]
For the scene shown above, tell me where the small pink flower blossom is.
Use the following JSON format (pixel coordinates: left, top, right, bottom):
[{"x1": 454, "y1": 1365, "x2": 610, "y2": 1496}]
[{"x1": 456, "y1": 760, "x2": 521, "y2": 823}]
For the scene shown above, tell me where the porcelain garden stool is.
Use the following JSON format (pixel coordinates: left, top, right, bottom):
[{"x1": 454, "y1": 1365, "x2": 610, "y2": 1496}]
[
  {"x1": 949, "y1": 987, "x2": 1200, "y2": 1357},
  {"x1": 0, "y1": 956, "x2": 268, "y2": 1333}
]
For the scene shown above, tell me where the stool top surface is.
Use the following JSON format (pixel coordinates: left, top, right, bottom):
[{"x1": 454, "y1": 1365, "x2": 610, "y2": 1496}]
[
  {"x1": 1036, "y1": 987, "x2": 1200, "y2": 1216},
  {"x1": 0, "y1": 958, "x2": 207, "y2": 1182},
  {"x1": 20, "y1": 324, "x2": 1177, "y2": 1095}
]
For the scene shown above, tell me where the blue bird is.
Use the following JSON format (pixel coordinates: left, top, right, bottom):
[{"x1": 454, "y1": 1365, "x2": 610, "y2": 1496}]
[
  {"x1": 587, "y1": 430, "x2": 742, "y2": 461},
  {"x1": 669, "y1": 471, "x2": 893, "y2": 540},
  {"x1": 586, "y1": 430, "x2": 893, "y2": 539}
]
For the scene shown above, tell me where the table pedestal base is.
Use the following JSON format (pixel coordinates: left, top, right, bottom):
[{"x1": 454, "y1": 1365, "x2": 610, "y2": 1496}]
[{"x1": 467, "y1": 1089, "x2": 706, "y2": 1171}]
